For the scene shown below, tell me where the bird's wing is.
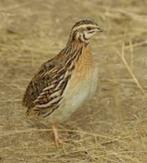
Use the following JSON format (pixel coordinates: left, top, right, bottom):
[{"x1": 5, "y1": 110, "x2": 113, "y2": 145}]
[{"x1": 23, "y1": 57, "x2": 71, "y2": 117}]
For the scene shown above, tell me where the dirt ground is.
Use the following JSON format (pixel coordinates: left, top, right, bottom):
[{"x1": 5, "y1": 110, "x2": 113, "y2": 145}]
[{"x1": 0, "y1": 0, "x2": 147, "y2": 163}]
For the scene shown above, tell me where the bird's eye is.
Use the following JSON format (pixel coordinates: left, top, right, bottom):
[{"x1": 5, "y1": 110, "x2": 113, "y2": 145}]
[{"x1": 87, "y1": 27, "x2": 92, "y2": 30}]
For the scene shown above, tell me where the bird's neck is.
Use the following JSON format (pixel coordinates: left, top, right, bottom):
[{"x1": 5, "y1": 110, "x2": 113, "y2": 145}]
[
  {"x1": 64, "y1": 39, "x2": 89, "y2": 57},
  {"x1": 67, "y1": 38, "x2": 88, "y2": 50},
  {"x1": 59, "y1": 40, "x2": 91, "y2": 72}
]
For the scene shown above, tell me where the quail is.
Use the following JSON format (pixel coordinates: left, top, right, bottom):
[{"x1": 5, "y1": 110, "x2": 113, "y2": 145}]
[{"x1": 23, "y1": 19, "x2": 103, "y2": 146}]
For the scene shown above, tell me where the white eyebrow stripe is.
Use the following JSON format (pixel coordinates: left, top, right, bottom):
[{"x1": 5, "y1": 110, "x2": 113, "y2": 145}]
[{"x1": 72, "y1": 24, "x2": 97, "y2": 31}]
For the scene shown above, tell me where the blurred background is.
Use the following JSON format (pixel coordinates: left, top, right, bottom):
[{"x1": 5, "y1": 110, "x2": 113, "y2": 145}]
[{"x1": 0, "y1": 0, "x2": 147, "y2": 162}]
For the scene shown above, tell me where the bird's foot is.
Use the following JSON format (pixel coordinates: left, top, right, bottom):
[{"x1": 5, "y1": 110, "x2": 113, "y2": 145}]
[
  {"x1": 54, "y1": 135, "x2": 63, "y2": 147},
  {"x1": 52, "y1": 124, "x2": 63, "y2": 147}
]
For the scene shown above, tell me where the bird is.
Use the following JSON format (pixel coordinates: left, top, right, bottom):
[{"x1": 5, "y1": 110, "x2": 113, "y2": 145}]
[{"x1": 23, "y1": 19, "x2": 103, "y2": 146}]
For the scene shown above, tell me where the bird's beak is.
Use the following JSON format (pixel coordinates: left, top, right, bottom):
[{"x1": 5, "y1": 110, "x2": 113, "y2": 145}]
[{"x1": 96, "y1": 26, "x2": 103, "y2": 32}]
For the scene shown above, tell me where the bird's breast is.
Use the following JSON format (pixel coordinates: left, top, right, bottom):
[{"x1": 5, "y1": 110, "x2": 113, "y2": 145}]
[{"x1": 51, "y1": 46, "x2": 98, "y2": 122}]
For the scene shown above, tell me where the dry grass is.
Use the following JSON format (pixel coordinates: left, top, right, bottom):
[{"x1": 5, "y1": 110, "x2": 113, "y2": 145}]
[{"x1": 0, "y1": 0, "x2": 147, "y2": 163}]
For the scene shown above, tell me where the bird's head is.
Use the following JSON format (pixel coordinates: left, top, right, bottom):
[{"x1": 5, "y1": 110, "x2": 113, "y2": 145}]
[{"x1": 69, "y1": 19, "x2": 103, "y2": 44}]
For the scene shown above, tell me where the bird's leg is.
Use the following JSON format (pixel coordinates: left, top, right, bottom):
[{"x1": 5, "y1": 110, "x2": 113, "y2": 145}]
[{"x1": 52, "y1": 123, "x2": 63, "y2": 147}]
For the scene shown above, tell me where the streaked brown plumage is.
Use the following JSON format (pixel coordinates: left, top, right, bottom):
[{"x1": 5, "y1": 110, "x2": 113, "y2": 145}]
[{"x1": 23, "y1": 19, "x2": 102, "y2": 145}]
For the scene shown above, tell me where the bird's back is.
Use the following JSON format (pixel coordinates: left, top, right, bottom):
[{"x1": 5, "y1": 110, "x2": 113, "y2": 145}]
[{"x1": 23, "y1": 53, "x2": 68, "y2": 115}]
